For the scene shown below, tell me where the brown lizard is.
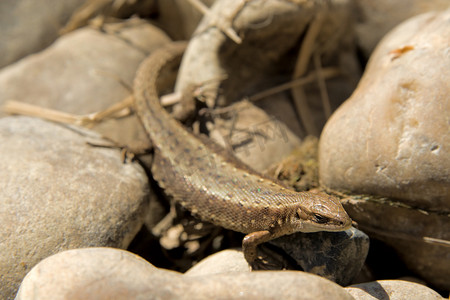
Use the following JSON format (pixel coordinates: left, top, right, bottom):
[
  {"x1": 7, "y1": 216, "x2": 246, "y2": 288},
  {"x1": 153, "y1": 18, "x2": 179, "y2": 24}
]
[{"x1": 133, "y1": 41, "x2": 352, "y2": 268}]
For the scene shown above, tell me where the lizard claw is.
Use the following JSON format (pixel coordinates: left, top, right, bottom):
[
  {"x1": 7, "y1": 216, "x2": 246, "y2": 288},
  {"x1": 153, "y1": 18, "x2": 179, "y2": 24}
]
[{"x1": 250, "y1": 256, "x2": 270, "y2": 270}]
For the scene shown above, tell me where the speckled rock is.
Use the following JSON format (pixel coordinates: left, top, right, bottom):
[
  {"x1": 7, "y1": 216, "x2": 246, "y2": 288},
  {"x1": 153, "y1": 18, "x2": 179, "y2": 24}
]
[
  {"x1": 346, "y1": 280, "x2": 443, "y2": 300},
  {"x1": 319, "y1": 10, "x2": 450, "y2": 290},
  {"x1": 0, "y1": 0, "x2": 85, "y2": 68},
  {"x1": 208, "y1": 100, "x2": 302, "y2": 172},
  {"x1": 0, "y1": 117, "x2": 149, "y2": 299},
  {"x1": 269, "y1": 227, "x2": 369, "y2": 286},
  {"x1": 17, "y1": 247, "x2": 354, "y2": 300},
  {"x1": 185, "y1": 228, "x2": 368, "y2": 286},
  {"x1": 0, "y1": 20, "x2": 171, "y2": 146},
  {"x1": 320, "y1": 10, "x2": 450, "y2": 209}
]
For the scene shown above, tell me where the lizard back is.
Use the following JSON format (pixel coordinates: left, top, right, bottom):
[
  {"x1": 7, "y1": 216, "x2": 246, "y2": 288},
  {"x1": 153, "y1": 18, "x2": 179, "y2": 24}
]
[{"x1": 133, "y1": 42, "x2": 351, "y2": 236}]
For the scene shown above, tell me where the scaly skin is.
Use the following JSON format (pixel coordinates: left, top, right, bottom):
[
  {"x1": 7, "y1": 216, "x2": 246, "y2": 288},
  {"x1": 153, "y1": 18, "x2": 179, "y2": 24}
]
[{"x1": 133, "y1": 41, "x2": 352, "y2": 267}]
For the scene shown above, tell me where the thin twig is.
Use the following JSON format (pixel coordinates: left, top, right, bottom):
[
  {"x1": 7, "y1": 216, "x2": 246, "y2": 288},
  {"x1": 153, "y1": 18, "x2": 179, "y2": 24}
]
[
  {"x1": 160, "y1": 92, "x2": 183, "y2": 107},
  {"x1": 249, "y1": 67, "x2": 339, "y2": 102},
  {"x1": 423, "y1": 236, "x2": 450, "y2": 247},
  {"x1": 291, "y1": 12, "x2": 325, "y2": 136},
  {"x1": 86, "y1": 95, "x2": 134, "y2": 124},
  {"x1": 313, "y1": 52, "x2": 331, "y2": 119},
  {"x1": 3, "y1": 101, "x2": 83, "y2": 125},
  {"x1": 2, "y1": 95, "x2": 134, "y2": 127},
  {"x1": 293, "y1": 12, "x2": 325, "y2": 78}
]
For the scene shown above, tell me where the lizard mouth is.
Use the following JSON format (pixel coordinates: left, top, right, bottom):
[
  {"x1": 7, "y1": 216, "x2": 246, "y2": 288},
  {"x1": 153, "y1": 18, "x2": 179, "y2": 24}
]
[
  {"x1": 325, "y1": 217, "x2": 353, "y2": 231},
  {"x1": 301, "y1": 217, "x2": 352, "y2": 232}
]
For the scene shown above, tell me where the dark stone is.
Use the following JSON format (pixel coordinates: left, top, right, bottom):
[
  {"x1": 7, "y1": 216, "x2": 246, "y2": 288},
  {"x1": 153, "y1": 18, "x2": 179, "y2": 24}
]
[{"x1": 269, "y1": 227, "x2": 369, "y2": 286}]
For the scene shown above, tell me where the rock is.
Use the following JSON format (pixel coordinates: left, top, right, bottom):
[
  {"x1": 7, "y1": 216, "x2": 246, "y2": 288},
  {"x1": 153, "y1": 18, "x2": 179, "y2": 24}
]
[
  {"x1": 0, "y1": 117, "x2": 149, "y2": 299},
  {"x1": 320, "y1": 9, "x2": 450, "y2": 210},
  {"x1": 208, "y1": 100, "x2": 302, "y2": 172},
  {"x1": 186, "y1": 228, "x2": 369, "y2": 287},
  {"x1": 15, "y1": 247, "x2": 170, "y2": 300},
  {"x1": 185, "y1": 249, "x2": 250, "y2": 276},
  {"x1": 59, "y1": 0, "x2": 157, "y2": 34},
  {"x1": 0, "y1": 0, "x2": 86, "y2": 68},
  {"x1": 354, "y1": 0, "x2": 450, "y2": 57},
  {"x1": 17, "y1": 247, "x2": 354, "y2": 300},
  {"x1": 0, "y1": 20, "x2": 171, "y2": 146},
  {"x1": 186, "y1": 271, "x2": 354, "y2": 300},
  {"x1": 346, "y1": 280, "x2": 443, "y2": 300},
  {"x1": 342, "y1": 196, "x2": 450, "y2": 292},
  {"x1": 269, "y1": 227, "x2": 369, "y2": 286},
  {"x1": 319, "y1": 10, "x2": 450, "y2": 290}
]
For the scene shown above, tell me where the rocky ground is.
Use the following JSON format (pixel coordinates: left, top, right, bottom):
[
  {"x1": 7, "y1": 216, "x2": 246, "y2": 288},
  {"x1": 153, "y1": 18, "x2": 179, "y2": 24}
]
[{"x1": 0, "y1": 0, "x2": 448, "y2": 299}]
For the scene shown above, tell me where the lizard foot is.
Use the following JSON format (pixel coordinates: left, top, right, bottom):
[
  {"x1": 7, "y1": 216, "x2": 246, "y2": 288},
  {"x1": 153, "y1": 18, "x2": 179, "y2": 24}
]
[{"x1": 249, "y1": 256, "x2": 280, "y2": 271}]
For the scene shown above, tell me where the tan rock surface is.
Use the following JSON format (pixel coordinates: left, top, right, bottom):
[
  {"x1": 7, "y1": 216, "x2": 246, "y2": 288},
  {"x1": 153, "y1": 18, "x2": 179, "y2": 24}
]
[
  {"x1": 17, "y1": 247, "x2": 354, "y2": 300},
  {"x1": 16, "y1": 248, "x2": 166, "y2": 300},
  {"x1": 184, "y1": 249, "x2": 249, "y2": 276},
  {"x1": 320, "y1": 10, "x2": 450, "y2": 210},
  {"x1": 0, "y1": 117, "x2": 149, "y2": 299},
  {"x1": 0, "y1": 20, "x2": 171, "y2": 146},
  {"x1": 0, "y1": 0, "x2": 85, "y2": 68},
  {"x1": 209, "y1": 100, "x2": 302, "y2": 172},
  {"x1": 319, "y1": 10, "x2": 450, "y2": 290},
  {"x1": 346, "y1": 280, "x2": 442, "y2": 300}
]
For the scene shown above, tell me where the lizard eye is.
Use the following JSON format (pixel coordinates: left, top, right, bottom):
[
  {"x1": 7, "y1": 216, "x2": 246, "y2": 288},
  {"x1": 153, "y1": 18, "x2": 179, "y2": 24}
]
[{"x1": 313, "y1": 213, "x2": 329, "y2": 224}]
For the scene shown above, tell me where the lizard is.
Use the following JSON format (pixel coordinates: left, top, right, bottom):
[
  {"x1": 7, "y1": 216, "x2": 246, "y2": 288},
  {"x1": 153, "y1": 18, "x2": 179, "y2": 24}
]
[{"x1": 133, "y1": 41, "x2": 352, "y2": 268}]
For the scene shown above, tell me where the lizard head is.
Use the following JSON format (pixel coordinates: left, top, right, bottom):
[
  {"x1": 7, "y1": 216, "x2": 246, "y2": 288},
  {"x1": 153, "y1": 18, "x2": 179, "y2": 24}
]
[{"x1": 290, "y1": 192, "x2": 352, "y2": 233}]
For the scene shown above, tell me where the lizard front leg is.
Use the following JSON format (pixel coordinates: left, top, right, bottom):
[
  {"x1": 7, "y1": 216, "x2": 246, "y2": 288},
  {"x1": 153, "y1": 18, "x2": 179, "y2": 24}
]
[{"x1": 242, "y1": 230, "x2": 276, "y2": 269}]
